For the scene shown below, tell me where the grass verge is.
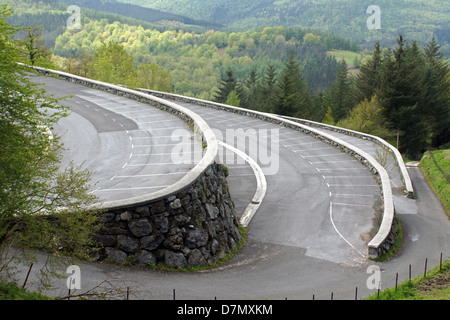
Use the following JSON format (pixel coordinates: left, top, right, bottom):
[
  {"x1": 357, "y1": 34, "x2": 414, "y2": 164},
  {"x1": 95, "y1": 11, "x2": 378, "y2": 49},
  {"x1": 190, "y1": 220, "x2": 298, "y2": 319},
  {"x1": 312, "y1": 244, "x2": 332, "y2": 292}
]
[
  {"x1": 419, "y1": 149, "x2": 450, "y2": 216},
  {"x1": 365, "y1": 259, "x2": 450, "y2": 300}
]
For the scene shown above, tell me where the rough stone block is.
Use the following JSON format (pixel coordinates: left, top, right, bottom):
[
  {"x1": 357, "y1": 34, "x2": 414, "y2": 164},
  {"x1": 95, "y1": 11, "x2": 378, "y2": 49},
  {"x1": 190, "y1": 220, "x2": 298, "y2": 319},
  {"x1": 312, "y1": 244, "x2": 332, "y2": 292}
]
[
  {"x1": 117, "y1": 235, "x2": 139, "y2": 253},
  {"x1": 128, "y1": 219, "x2": 153, "y2": 237},
  {"x1": 164, "y1": 251, "x2": 187, "y2": 269},
  {"x1": 185, "y1": 228, "x2": 209, "y2": 249},
  {"x1": 134, "y1": 250, "x2": 156, "y2": 266}
]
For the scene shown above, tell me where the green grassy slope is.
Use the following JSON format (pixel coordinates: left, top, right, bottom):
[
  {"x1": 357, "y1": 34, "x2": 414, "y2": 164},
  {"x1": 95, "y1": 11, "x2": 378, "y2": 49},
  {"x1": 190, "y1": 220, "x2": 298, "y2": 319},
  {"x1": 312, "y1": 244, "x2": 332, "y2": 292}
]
[{"x1": 420, "y1": 149, "x2": 450, "y2": 216}]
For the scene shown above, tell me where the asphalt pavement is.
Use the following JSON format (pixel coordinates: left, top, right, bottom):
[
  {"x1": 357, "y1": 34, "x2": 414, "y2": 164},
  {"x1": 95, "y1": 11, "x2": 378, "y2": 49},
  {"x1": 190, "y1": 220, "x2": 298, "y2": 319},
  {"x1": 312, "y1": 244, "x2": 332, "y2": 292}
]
[
  {"x1": 19, "y1": 76, "x2": 449, "y2": 300},
  {"x1": 30, "y1": 75, "x2": 203, "y2": 204}
]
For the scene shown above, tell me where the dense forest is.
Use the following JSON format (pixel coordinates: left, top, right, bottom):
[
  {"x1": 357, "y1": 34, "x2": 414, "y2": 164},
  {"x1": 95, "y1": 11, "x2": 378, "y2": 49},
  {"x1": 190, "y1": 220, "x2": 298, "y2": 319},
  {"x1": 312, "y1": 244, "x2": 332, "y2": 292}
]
[
  {"x1": 119, "y1": 0, "x2": 450, "y2": 55},
  {"x1": 3, "y1": 0, "x2": 358, "y2": 95},
  {"x1": 51, "y1": 17, "x2": 358, "y2": 94},
  {"x1": 3, "y1": 0, "x2": 450, "y2": 158}
]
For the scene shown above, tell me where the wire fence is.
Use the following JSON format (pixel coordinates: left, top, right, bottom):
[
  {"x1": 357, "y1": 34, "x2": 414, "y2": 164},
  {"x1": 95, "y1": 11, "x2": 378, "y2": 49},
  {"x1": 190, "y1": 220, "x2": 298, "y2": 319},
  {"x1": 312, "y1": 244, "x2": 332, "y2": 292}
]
[{"x1": 18, "y1": 252, "x2": 448, "y2": 300}]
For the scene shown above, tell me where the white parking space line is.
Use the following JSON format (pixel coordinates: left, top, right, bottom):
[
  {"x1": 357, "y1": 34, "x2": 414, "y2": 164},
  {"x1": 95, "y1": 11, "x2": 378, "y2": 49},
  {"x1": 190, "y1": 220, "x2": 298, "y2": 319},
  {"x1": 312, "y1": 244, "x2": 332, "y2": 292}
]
[
  {"x1": 131, "y1": 151, "x2": 201, "y2": 156},
  {"x1": 292, "y1": 147, "x2": 333, "y2": 152},
  {"x1": 318, "y1": 168, "x2": 368, "y2": 171},
  {"x1": 302, "y1": 153, "x2": 349, "y2": 158},
  {"x1": 131, "y1": 114, "x2": 168, "y2": 119},
  {"x1": 124, "y1": 162, "x2": 181, "y2": 167},
  {"x1": 332, "y1": 202, "x2": 374, "y2": 208},
  {"x1": 283, "y1": 141, "x2": 322, "y2": 147},
  {"x1": 137, "y1": 119, "x2": 180, "y2": 124},
  {"x1": 312, "y1": 160, "x2": 359, "y2": 164},
  {"x1": 113, "y1": 172, "x2": 190, "y2": 179},
  {"x1": 323, "y1": 175, "x2": 372, "y2": 178},
  {"x1": 144, "y1": 126, "x2": 188, "y2": 130},
  {"x1": 92, "y1": 186, "x2": 169, "y2": 192},
  {"x1": 331, "y1": 193, "x2": 374, "y2": 197},
  {"x1": 328, "y1": 184, "x2": 379, "y2": 187}
]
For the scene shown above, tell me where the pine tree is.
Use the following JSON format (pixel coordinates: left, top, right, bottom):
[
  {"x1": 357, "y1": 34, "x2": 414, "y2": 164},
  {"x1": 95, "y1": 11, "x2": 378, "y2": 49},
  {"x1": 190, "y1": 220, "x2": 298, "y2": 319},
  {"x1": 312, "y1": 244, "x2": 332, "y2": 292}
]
[
  {"x1": 225, "y1": 90, "x2": 240, "y2": 107},
  {"x1": 355, "y1": 42, "x2": 382, "y2": 103},
  {"x1": 423, "y1": 36, "x2": 450, "y2": 148},
  {"x1": 240, "y1": 69, "x2": 259, "y2": 110},
  {"x1": 322, "y1": 106, "x2": 335, "y2": 125},
  {"x1": 274, "y1": 52, "x2": 310, "y2": 117},
  {"x1": 213, "y1": 68, "x2": 237, "y2": 103},
  {"x1": 259, "y1": 64, "x2": 278, "y2": 113},
  {"x1": 324, "y1": 59, "x2": 354, "y2": 122},
  {"x1": 378, "y1": 36, "x2": 428, "y2": 156}
]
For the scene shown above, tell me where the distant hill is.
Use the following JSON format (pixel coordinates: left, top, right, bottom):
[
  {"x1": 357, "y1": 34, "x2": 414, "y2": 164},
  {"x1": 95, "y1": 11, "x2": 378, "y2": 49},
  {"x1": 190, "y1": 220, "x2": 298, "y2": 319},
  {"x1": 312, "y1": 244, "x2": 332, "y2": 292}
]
[
  {"x1": 1, "y1": 0, "x2": 221, "y2": 48},
  {"x1": 59, "y1": 0, "x2": 221, "y2": 29},
  {"x1": 1, "y1": 0, "x2": 221, "y2": 31},
  {"x1": 117, "y1": 0, "x2": 450, "y2": 55}
]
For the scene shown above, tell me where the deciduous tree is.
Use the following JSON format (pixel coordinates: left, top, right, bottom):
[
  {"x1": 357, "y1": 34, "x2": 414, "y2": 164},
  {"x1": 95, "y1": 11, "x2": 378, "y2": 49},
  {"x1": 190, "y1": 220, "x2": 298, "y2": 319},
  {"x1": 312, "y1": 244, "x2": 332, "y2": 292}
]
[{"x1": 0, "y1": 5, "x2": 101, "y2": 286}]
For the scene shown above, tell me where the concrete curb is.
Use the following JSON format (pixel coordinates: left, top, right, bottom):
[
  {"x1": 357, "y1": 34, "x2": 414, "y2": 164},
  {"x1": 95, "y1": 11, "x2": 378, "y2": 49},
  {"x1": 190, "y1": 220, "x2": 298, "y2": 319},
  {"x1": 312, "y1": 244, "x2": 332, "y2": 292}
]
[{"x1": 218, "y1": 141, "x2": 267, "y2": 228}]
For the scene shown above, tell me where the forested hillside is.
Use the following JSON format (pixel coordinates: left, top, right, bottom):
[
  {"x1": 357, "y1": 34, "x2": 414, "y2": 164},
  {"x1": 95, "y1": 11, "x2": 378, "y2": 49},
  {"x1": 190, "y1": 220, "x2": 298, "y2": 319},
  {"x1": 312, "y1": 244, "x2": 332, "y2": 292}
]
[
  {"x1": 52, "y1": 17, "x2": 358, "y2": 94},
  {"x1": 119, "y1": 0, "x2": 450, "y2": 55},
  {"x1": 2, "y1": 0, "x2": 449, "y2": 157},
  {"x1": 3, "y1": 0, "x2": 359, "y2": 96}
]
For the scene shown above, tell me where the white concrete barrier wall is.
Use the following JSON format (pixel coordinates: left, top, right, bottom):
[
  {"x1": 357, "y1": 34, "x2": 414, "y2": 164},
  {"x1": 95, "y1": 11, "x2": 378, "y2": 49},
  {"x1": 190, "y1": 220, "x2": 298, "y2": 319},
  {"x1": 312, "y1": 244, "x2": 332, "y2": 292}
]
[
  {"x1": 281, "y1": 116, "x2": 414, "y2": 199},
  {"x1": 139, "y1": 89, "x2": 398, "y2": 258},
  {"x1": 21, "y1": 64, "x2": 219, "y2": 211}
]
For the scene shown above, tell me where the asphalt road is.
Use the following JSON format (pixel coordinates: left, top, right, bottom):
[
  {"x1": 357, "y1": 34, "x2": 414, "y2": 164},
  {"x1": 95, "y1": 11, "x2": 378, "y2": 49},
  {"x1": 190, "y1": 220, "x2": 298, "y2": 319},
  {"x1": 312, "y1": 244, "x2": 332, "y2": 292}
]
[
  {"x1": 176, "y1": 102, "x2": 380, "y2": 266},
  {"x1": 21, "y1": 76, "x2": 449, "y2": 300},
  {"x1": 29, "y1": 75, "x2": 203, "y2": 204}
]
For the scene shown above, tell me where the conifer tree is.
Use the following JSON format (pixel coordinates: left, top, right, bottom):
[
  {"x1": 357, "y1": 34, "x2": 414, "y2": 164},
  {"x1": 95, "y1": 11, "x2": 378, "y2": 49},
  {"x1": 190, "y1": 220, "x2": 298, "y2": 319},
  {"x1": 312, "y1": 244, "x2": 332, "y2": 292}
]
[
  {"x1": 274, "y1": 52, "x2": 310, "y2": 117},
  {"x1": 324, "y1": 59, "x2": 353, "y2": 122},
  {"x1": 225, "y1": 89, "x2": 240, "y2": 107},
  {"x1": 260, "y1": 64, "x2": 278, "y2": 113},
  {"x1": 423, "y1": 36, "x2": 450, "y2": 147},
  {"x1": 213, "y1": 68, "x2": 237, "y2": 103},
  {"x1": 355, "y1": 42, "x2": 382, "y2": 103},
  {"x1": 240, "y1": 69, "x2": 259, "y2": 110},
  {"x1": 378, "y1": 36, "x2": 428, "y2": 156}
]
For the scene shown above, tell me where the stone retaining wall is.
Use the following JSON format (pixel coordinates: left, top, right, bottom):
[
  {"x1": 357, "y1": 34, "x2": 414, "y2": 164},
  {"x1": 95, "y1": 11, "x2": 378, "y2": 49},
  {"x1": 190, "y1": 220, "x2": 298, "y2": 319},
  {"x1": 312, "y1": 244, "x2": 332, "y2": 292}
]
[{"x1": 96, "y1": 163, "x2": 241, "y2": 268}]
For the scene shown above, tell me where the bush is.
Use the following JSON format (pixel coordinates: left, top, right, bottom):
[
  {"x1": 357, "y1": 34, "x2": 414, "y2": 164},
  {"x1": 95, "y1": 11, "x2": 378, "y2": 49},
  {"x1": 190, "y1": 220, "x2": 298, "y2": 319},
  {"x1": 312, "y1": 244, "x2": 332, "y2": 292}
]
[{"x1": 0, "y1": 281, "x2": 52, "y2": 300}]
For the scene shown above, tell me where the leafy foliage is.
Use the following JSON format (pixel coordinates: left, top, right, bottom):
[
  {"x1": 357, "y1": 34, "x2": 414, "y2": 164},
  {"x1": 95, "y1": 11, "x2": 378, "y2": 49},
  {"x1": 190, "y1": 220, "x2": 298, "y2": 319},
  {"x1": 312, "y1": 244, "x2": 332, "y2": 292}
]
[
  {"x1": 119, "y1": 0, "x2": 450, "y2": 55},
  {"x1": 0, "y1": 5, "x2": 102, "y2": 286}
]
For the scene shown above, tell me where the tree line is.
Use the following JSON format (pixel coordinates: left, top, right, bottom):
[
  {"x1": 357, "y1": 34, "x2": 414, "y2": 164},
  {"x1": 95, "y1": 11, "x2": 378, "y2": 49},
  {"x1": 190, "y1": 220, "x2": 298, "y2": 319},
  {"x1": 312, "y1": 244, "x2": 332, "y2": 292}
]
[
  {"x1": 127, "y1": 0, "x2": 450, "y2": 56},
  {"x1": 214, "y1": 36, "x2": 449, "y2": 158},
  {"x1": 8, "y1": 1, "x2": 361, "y2": 99}
]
